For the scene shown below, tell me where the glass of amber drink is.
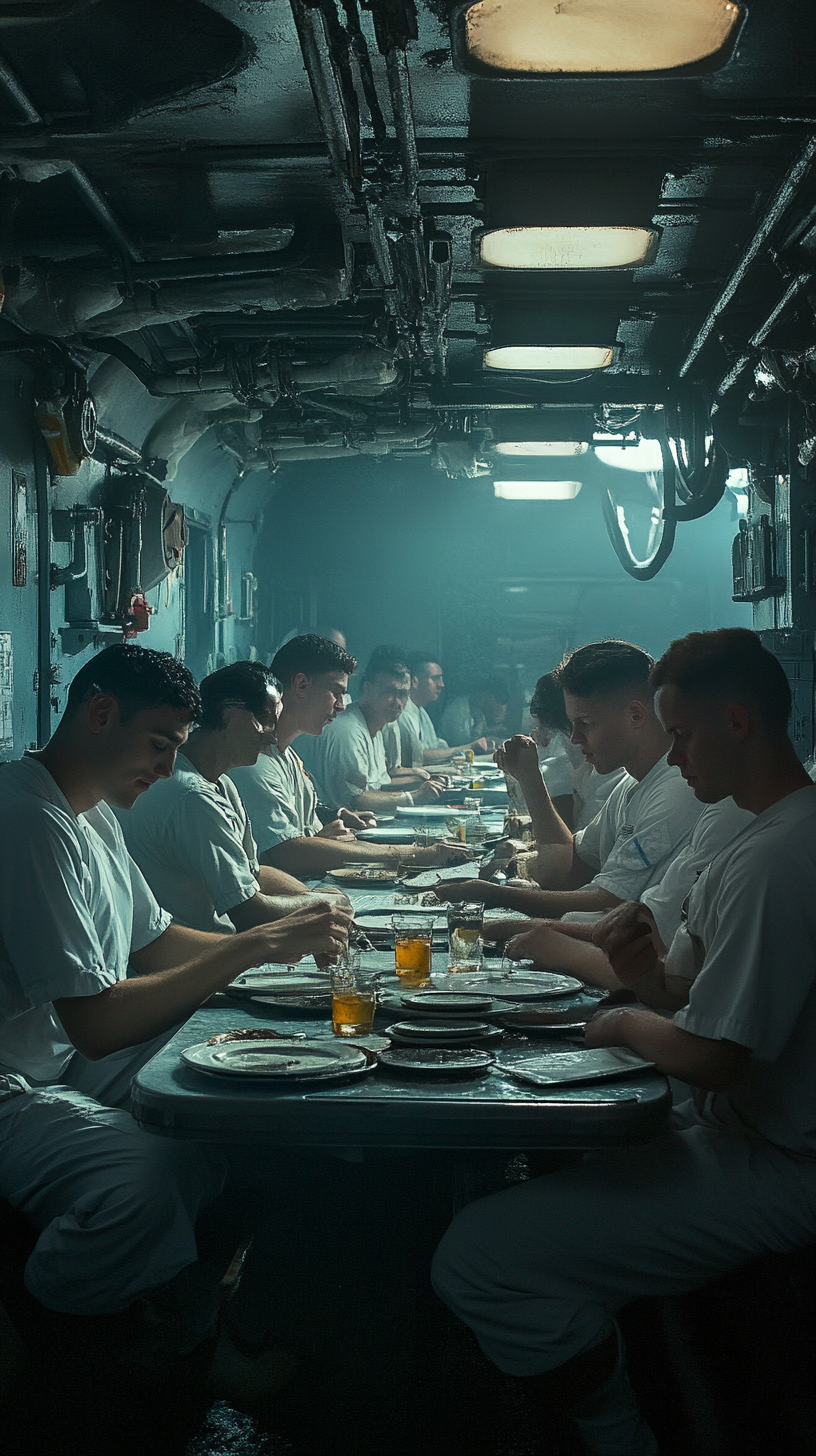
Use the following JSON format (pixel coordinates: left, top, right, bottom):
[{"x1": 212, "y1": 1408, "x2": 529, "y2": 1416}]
[
  {"x1": 331, "y1": 954, "x2": 377, "y2": 1036},
  {"x1": 391, "y1": 915, "x2": 435, "y2": 987}
]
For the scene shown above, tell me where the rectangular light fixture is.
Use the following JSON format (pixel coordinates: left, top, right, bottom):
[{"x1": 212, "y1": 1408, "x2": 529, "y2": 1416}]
[
  {"x1": 481, "y1": 227, "x2": 655, "y2": 270},
  {"x1": 493, "y1": 480, "x2": 583, "y2": 500},
  {"x1": 494, "y1": 441, "x2": 589, "y2": 456},
  {"x1": 464, "y1": 0, "x2": 740, "y2": 75},
  {"x1": 484, "y1": 346, "x2": 613, "y2": 372}
]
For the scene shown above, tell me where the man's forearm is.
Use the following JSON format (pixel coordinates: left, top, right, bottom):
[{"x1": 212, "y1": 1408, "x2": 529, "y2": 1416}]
[
  {"x1": 585, "y1": 1006, "x2": 749, "y2": 1091},
  {"x1": 56, "y1": 926, "x2": 273, "y2": 1060},
  {"x1": 261, "y1": 837, "x2": 406, "y2": 875},
  {"x1": 129, "y1": 923, "x2": 226, "y2": 973},
  {"x1": 257, "y1": 863, "x2": 310, "y2": 897},
  {"x1": 493, "y1": 884, "x2": 620, "y2": 918},
  {"x1": 515, "y1": 769, "x2": 573, "y2": 849},
  {"x1": 355, "y1": 788, "x2": 413, "y2": 811}
]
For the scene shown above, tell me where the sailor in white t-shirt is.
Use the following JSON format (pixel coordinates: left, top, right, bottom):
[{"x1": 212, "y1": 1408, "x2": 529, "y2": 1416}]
[
  {"x1": 436, "y1": 640, "x2": 701, "y2": 921},
  {"x1": 232, "y1": 637, "x2": 467, "y2": 879},
  {"x1": 492, "y1": 794, "x2": 754, "y2": 988},
  {"x1": 120, "y1": 663, "x2": 328, "y2": 933},
  {"x1": 299, "y1": 652, "x2": 449, "y2": 815},
  {"x1": 433, "y1": 629, "x2": 816, "y2": 1456},
  {"x1": 0, "y1": 645, "x2": 350, "y2": 1335},
  {"x1": 398, "y1": 656, "x2": 490, "y2": 767}
]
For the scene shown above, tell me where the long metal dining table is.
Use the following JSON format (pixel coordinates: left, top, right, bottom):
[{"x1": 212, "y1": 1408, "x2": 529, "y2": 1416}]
[{"x1": 129, "y1": 880, "x2": 673, "y2": 1456}]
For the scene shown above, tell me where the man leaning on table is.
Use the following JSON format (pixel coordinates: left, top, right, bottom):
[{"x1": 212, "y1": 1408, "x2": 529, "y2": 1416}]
[
  {"x1": 399, "y1": 652, "x2": 492, "y2": 768},
  {"x1": 230, "y1": 634, "x2": 469, "y2": 878},
  {"x1": 0, "y1": 645, "x2": 350, "y2": 1366},
  {"x1": 120, "y1": 660, "x2": 338, "y2": 934},
  {"x1": 435, "y1": 639, "x2": 702, "y2": 921},
  {"x1": 298, "y1": 649, "x2": 450, "y2": 814},
  {"x1": 433, "y1": 628, "x2": 816, "y2": 1456}
]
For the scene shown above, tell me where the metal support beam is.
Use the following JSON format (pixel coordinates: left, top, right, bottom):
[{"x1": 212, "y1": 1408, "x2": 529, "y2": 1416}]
[{"x1": 678, "y1": 137, "x2": 816, "y2": 378}]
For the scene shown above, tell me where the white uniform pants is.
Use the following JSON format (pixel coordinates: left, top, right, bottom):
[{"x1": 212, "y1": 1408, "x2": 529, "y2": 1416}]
[
  {"x1": 431, "y1": 1109, "x2": 816, "y2": 1378},
  {"x1": 0, "y1": 1031, "x2": 226, "y2": 1316}
]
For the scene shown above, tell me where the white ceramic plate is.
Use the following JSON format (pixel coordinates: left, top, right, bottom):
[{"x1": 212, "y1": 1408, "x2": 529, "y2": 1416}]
[
  {"x1": 439, "y1": 973, "x2": 583, "y2": 1000},
  {"x1": 395, "y1": 804, "x2": 480, "y2": 819},
  {"x1": 498, "y1": 1047, "x2": 655, "y2": 1088},
  {"x1": 355, "y1": 827, "x2": 424, "y2": 844},
  {"x1": 378, "y1": 1046, "x2": 495, "y2": 1076},
  {"x1": 227, "y1": 969, "x2": 332, "y2": 996},
  {"x1": 181, "y1": 1038, "x2": 369, "y2": 1081},
  {"x1": 401, "y1": 989, "x2": 494, "y2": 1013}
]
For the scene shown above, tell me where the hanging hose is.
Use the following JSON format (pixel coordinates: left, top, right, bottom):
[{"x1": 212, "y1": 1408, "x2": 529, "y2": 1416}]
[{"x1": 601, "y1": 436, "x2": 678, "y2": 581}]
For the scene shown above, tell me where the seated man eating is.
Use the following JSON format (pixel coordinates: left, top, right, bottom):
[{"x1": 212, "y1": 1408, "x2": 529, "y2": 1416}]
[
  {"x1": 0, "y1": 644, "x2": 349, "y2": 1356},
  {"x1": 435, "y1": 639, "x2": 702, "y2": 921},
  {"x1": 492, "y1": 792, "x2": 753, "y2": 990},
  {"x1": 399, "y1": 653, "x2": 491, "y2": 768},
  {"x1": 230, "y1": 634, "x2": 468, "y2": 879},
  {"x1": 121, "y1": 660, "x2": 330, "y2": 933},
  {"x1": 298, "y1": 650, "x2": 449, "y2": 814},
  {"x1": 432, "y1": 628, "x2": 816, "y2": 1456}
]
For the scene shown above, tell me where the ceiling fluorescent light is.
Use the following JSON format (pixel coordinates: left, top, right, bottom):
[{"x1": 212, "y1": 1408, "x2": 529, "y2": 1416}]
[
  {"x1": 594, "y1": 439, "x2": 664, "y2": 471},
  {"x1": 481, "y1": 227, "x2": 655, "y2": 270},
  {"x1": 485, "y1": 346, "x2": 613, "y2": 372},
  {"x1": 465, "y1": 0, "x2": 740, "y2": 74},
  {"x1": 494, "y1": 441, "x2": 589, "y2": 456},
  {"x1": 494, "y1": 480, "x2": 583, "y2": 500}
]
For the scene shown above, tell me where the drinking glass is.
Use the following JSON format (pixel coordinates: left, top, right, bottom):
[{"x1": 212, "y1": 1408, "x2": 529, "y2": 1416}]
[
  {"x1": 446, "y1": 816, "x2": 468, "y2": 843},
  {"x1": 391, "y1": 914, "x2": 435, "y2": 987},
  {"x1": 331, "y1": 952, "x2": 377, "y2": 1036},
  {"x1": 447, "y1": 902, "x2": 484, "y2": 973}
]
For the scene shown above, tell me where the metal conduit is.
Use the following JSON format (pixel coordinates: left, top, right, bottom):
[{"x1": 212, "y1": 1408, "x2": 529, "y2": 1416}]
[
  {"x1": 0, "y1": 49, "x2": 143, "y2": 263},
  {"x1": 678, "y1": 136, "x2": 816, "y2": 378}
]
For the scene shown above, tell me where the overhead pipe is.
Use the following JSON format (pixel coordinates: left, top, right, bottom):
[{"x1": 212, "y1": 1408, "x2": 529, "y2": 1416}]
[
  {"x1": 289, "y1": 0, "x2": 359, "y2": 195},
  {"x1": 94, "y1": 426, "x2": 142, "y2": 464},
  {"x1": 0, "y1": 53, "x2": 143, "y2": 262},
  {"x1": 678, "y1": 137, "x2": 816, "y2": 378},
  {"x1": 385, "y1": 48, "x2": 419, "y2": 203}
]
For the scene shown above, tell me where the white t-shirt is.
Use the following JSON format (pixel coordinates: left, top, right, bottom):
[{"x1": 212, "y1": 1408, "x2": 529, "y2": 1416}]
[
  {"x1": 641, "y1": 797, "x2": 754, "y2": 947},
  {"x1": 399, "y1": 697, "x2": 447, "y2": 766},
  {"x1": 673, "y1": 784, "x2": 816, "y2": 1156},
  {"x1": 0, "y1": 757, "x2": 170, "y2": 1083},
  {"x1": 573, "y1": 754, "x2": 702, "y2": 902},
  {"x1": 382, "y1": 718, "x2": 402, "y2": 774},
  {"x1": 297, "y1": 703, "x2": 390, "y2": 810},
  {"x1": 119, "y1": 751, "x2": 259, "y2": 933},
  {"x1": 230, "y1": 744, "x2": 322, "y2": 853}
]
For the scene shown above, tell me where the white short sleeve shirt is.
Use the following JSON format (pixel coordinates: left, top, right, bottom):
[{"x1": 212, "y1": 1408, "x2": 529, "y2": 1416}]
[
  {"x1": 573, "y1": 754, "x2": 702, "y2": 902},
  {"x1": 230, "y1": 745, "x2": 322, "y2": 853},
  {"x1": 673, "y1": 784, "x2": 816, "y2": 1156},
  {"x1": 119, "y1": 752, "x2": 259, "y2": 933},
  {"x1": 0, "y1": 757, "x2": 170, "y2": 1082},
  {"x1": 641, "y1": 797, "x2": 754, "y2": 947},
  {"x1": 297, "y1": 704, "x2": 390, "y2": 810},
  {"x1": 399, "y1": 697, "x2": 447, "y2": 766}
]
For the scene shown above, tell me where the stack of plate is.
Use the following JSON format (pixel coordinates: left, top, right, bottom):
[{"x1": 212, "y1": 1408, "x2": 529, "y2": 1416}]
[{"x1": 385, "y1": 1018, "x2": 503, "y2": 1047}]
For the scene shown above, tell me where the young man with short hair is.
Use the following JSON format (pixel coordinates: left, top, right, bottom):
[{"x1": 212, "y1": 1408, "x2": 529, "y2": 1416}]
[
  {"x1": 231, "y1": 635, "x2": 470, "y2": 877},
  {"x1": 121, "y1": 661, "x2": 325, "y2": 934},
  {"x1": 433, "y1": 628, "x2": 816, "y2": 1456},
  {"x1": 0, "y1": 645, "x2": 350, "y2": 1338},
  {"x1": 299, "y1": 652, "x2": 449, "y2": 813},
  {"x1": 399, "y1": 653, "x2": 490, "y2": 768},
  {"x1": 437, "y1": 639, "x2": 701, "y2": 919}
]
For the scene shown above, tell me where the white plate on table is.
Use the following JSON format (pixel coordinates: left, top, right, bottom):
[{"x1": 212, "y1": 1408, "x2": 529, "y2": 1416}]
[
  {"x1": 437, "y1": 973, "x2": 584, "y2": 1000},
  {"x1": 378, "y1": 1046, "x2": 495, "y2": 1077},
  {"x1": 181, "y1": 1038, "x2": 370, "y2": 1082},
  {"x1": 327, "y1": 866, "x2": 401, "y2": 885},
  {"x1": 395, "y1": 804, "x2": 480, "y2": 820},
  {"x1": 226, "y1": 969, "x2": 332, "y2": 996},
  {"x1": 497, "y1": 1047, "x2": 654, "y2": 1088},
  {"x1": 355, "y1": 827, "x2": 426, "y2": 844}
]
